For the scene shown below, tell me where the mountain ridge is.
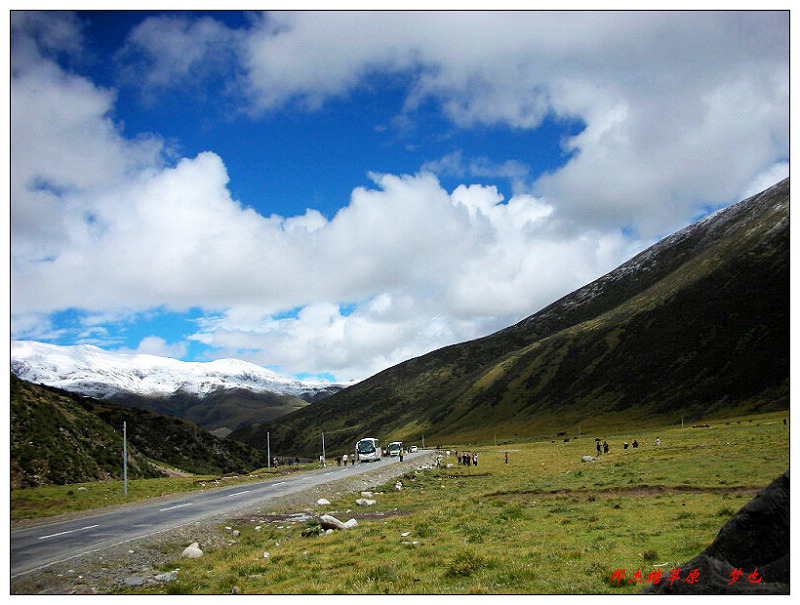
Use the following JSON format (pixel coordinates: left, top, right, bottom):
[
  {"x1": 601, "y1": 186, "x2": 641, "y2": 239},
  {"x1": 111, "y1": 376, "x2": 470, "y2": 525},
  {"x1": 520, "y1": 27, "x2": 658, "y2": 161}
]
[{"x1": 10, "y1": 341, "x2": 350, "y2": 432}]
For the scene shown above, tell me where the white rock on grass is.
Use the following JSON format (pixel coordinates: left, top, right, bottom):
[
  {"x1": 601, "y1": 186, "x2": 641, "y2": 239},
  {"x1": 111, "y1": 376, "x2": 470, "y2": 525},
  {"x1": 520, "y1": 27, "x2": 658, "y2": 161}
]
[
  {"x1": 316, "y1": 498, "x2": 331, "y2": 506},
  {"x1": 356, "y1": 498, "x2": 376, "y2": 506},
  {"x1": 181, "y1": 542, "x2": 203, "y2": 558},
  {"x1": 319, "y1": 514, "x2": 358, "y2": 530},
  {"x1": 581, "y1": 456, "x2": 595, "y2": 463}
]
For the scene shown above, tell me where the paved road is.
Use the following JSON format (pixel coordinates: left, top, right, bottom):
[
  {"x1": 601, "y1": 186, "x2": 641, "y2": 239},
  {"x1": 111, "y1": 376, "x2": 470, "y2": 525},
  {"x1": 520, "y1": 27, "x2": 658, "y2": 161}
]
[{"x1": 11, "y1": 450, "x2": 433, "y2": 578}]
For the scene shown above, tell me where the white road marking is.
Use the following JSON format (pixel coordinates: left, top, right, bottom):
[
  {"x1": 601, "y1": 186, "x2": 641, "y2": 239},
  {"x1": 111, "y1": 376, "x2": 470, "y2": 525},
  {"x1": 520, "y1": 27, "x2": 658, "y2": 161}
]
[
  {"x1": 38, "y1": 524, "x2": 100, "y2": 540},
  {"x1": 160, "y1": 503, "x2": 193, "y2": 512},
  {"x1": 226, "y1": 490, "x2": 251, "y2": 498}
]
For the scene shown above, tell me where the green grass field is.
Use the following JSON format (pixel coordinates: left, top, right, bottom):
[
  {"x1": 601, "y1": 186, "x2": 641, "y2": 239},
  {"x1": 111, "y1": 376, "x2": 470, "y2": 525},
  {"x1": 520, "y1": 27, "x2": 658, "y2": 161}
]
[{"x1": 12, "y1": 411, "x2": 789, "y2": 594}]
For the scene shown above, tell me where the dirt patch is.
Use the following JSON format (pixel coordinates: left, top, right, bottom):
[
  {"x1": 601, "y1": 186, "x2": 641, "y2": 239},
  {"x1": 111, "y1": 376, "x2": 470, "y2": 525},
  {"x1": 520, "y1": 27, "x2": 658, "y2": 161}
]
[{"x1": 489, "y1": 484, "x2": 762, "y2": 499}]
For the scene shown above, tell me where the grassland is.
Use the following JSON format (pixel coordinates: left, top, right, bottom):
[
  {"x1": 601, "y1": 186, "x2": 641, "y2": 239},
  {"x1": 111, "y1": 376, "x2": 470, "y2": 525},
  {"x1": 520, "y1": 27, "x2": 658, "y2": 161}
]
[{"x1": 77, "y1": 410, "x2": 790, "y2": 595}]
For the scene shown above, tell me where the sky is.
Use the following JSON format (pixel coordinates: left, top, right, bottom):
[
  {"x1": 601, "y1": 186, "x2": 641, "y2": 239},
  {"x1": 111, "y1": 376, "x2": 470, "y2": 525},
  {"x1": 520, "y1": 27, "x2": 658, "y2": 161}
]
[{"x1": 8, "y1": 10, "x2": 789, "y2": 383}]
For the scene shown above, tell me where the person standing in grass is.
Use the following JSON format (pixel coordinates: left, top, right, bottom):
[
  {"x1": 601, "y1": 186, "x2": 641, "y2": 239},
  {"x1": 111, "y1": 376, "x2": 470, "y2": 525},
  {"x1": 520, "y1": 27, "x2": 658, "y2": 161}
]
[
  {"x1": 505, "y1": 451, "x2": 509, "y2": 464},
  {"x1": 603, "y1": 441, "x2": 609, "y2": 454}
]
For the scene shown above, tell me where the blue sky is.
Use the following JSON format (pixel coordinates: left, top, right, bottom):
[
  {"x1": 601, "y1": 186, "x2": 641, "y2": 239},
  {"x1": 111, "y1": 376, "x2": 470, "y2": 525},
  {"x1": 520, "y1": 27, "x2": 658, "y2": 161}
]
[{"x1": 9, "y1": 10, "x2": 789, "y2": 382}]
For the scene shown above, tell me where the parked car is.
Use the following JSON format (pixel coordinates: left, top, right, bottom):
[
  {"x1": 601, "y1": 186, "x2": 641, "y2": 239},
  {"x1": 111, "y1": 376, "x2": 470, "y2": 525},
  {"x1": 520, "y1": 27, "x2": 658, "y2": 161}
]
[{"x1": 409, "y1": 445, "x2": 418, "y2": 453}]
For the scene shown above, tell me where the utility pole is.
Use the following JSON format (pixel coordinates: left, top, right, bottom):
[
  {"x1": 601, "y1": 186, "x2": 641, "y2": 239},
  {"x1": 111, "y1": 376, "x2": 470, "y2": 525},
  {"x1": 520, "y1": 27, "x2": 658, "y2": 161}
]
[
  {"x1": 267, "y1": 431, "x2": 271, "y2": 469},
  {"x1": 123, "y1": 421, "x2": 128, "y2": 496},
  {"x1": 322, "y1": 431, "x2": 326, "y2": 467}
]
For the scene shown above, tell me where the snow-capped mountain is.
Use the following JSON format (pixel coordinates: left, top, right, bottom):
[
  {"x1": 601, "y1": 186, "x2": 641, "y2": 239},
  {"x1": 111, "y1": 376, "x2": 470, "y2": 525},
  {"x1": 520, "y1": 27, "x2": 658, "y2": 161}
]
[{"x1": 11, "y1": 340, "x2": 348, "y2": 403}]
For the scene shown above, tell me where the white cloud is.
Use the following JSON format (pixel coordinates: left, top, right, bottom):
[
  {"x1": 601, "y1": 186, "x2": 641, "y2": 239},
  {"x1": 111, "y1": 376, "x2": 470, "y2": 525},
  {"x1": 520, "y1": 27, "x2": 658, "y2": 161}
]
[
  {"x1": 118, "y1": 11, "x2": 788, "y2": 237},
  {"x1": 10, "y1": 11, "x2": 789, "y2": 381},
  {"x1": 115, "y1": 13, "x2": 243, "y2": 104},
  {"x1": 118, "y1": 336, "x2": 189, "y2": 359}
]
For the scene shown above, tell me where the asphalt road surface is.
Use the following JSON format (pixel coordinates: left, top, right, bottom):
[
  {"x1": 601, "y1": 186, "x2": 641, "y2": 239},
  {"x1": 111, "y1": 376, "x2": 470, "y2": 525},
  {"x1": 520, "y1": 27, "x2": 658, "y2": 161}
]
[{"x1": 11, "y1": 450, "x2": 432, "y2": 578}]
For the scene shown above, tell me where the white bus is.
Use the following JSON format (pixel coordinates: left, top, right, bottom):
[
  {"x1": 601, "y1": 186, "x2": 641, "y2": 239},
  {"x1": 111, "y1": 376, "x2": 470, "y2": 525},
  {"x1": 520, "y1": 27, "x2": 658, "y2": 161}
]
[
  {"x1": 387, "y1": 441, "x2": 403, "y2": 456},
  {"x1": 355, "y1": 437, "x2": 381, "y2": 462}
]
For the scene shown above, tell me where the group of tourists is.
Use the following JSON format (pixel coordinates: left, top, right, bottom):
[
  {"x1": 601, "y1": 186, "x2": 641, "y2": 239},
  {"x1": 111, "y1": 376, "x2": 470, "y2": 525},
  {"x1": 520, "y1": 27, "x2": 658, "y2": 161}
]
[
  {"x1": 335, "y1": 454, "x2": 357, "y2": 466},
  {"x1": 454, "y1": 451, "x2": 479, "y2": 466},
  {"x1": 593, "y1": 437, "x2": 661, "y2": 455}
]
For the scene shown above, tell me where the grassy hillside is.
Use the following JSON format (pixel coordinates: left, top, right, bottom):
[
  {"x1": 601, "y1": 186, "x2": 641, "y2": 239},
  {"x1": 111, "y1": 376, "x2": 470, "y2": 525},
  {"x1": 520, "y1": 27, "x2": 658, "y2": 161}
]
[
  {"x1": 111, "y1": 387, "x2": 311, "y2": 434},
  {"x1": 230, "y1": 179, "x2": 789, "y2": 457},
  {"x1": 11, "y1": 375, "x2": 266, "y2": 488}
]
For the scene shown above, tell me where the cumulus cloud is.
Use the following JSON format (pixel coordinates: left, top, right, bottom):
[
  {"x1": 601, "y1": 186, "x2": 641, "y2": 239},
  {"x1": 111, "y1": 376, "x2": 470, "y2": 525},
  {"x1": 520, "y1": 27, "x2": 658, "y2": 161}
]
[
  {"x1": 10, "y1": 11, "x2": 789, "y2": 381},
  {"x1": 117, "y1": 11, "x2": 788, "y2": 236}
]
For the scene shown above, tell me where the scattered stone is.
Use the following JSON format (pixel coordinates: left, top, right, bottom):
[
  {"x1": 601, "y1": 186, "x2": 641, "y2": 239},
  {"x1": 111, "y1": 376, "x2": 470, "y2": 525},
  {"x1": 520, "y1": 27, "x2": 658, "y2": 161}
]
[
  {"x1": 401, "y1": 532, "x2": 411, "y2": 537},
  {"x1": 356, "y1": 498, "x2": 376, "y2": 506},
  {"x1": 263, "y1": 552, "x2": 270, "y2": 559},
  {"x1": 181, "y1": 542, "x2": 203, "y2": 559},
  {"x1": 581, "y1": 456, "x2": 595, "y2": 463},
  {"x1": 319, "y1": 514, "x2": 358, "y2": 530},
  {"x1": 154, "y1": 571, "x2": 178, "y2": 583},
  {"x1": 231, "y1": 586, "x2": 241, "y2": 594},
  {"x1": 395, "y1": 481, "x2": 403, "y2": 491},
  {"x1": 360, "y1": 491, "x2": 373, "y2": 498},
  {"x1": 316, "y1": 498, "x2": 331, "y2": 506},
  {"x1": 124, "y1": 576, "x2": 144, "y2": 586}
]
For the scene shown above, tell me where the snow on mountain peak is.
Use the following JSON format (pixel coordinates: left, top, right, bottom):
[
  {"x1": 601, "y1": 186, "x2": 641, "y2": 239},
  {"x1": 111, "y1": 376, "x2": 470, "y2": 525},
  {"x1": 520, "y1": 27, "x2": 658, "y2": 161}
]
[{"x1": 10, "y1": 340, "x2": 345, "y2": 399}]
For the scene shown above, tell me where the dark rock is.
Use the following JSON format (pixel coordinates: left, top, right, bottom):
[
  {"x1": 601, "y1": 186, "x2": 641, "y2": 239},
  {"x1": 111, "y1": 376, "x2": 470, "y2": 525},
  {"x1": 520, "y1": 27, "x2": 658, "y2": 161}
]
[{"x1": 641, "y1": 470, "x2": 789, "y2": 594}]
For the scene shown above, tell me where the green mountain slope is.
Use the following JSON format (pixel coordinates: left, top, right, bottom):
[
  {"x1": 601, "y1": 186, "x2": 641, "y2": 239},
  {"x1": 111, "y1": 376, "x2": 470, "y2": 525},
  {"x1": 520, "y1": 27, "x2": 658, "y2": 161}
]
[
  {"x1": 110, "y1": 387, "x2": 311, "y2": 435},
  {"x1": 11, "y1": 375, "x2": 266, "y2": 488},
  {"x1": 230, "y1": 178, "x2": 789, "y2": 457}
]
